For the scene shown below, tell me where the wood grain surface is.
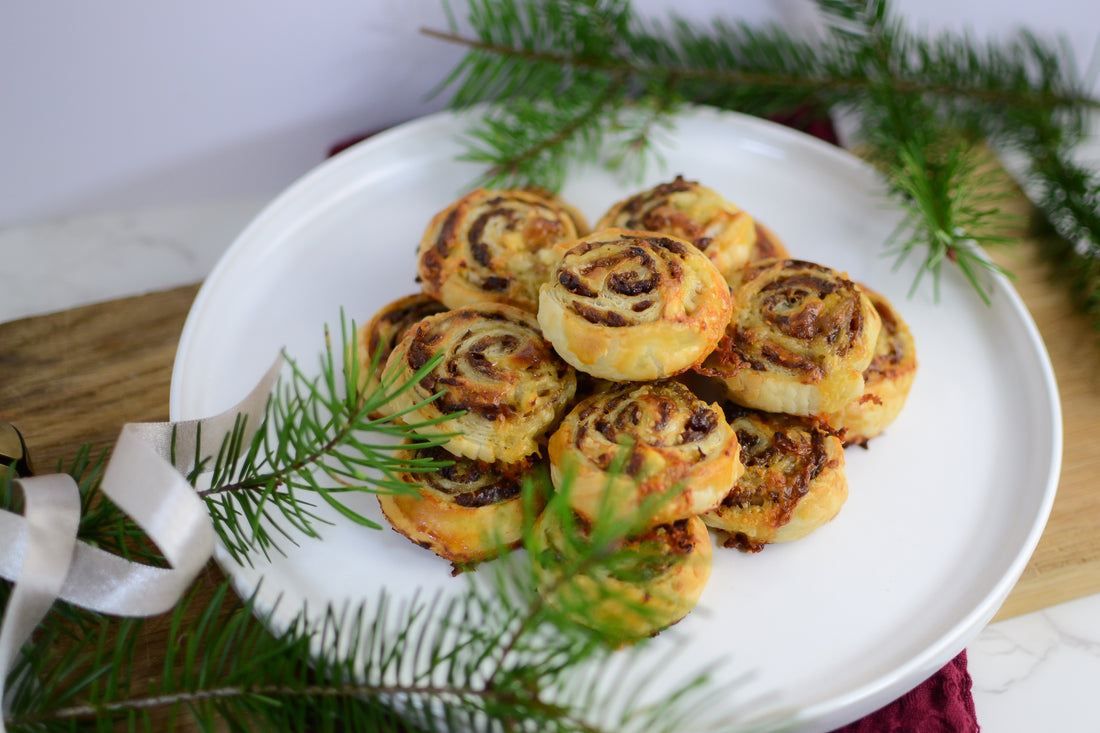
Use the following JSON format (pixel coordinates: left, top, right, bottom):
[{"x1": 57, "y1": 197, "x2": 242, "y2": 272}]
[
  {"x1": 988, "y1": 238, "x2": 1100, "y2": 620},
  {"x1": 0, "y1": 220, "x2": 1097, "y2": 724}
]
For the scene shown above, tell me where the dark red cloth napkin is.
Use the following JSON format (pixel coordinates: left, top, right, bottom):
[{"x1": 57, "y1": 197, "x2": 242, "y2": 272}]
[{"x1": 833, "y1": 651, "x2": 979, "y2": 732}]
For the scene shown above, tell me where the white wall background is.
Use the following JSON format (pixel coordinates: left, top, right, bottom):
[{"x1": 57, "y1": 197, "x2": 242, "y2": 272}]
[{"x1": 1, "y1": 1, "x2": 1095, "y2": 227}]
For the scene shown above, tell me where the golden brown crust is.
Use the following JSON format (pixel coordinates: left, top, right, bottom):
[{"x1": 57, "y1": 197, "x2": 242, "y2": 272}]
[
  {"x1": 354, "y1": 294, "x2": 448, "y2": 416},
  {"x1": 531, "y1": 511, "x2": 713, "y2": 645},
  {"x1": 519, "y1": 185, "x2": 591, "y2": 237},
  {"x1": 703, "y1": 406, "x2": 847, "y2": 550},
  {"x1": 384, "y1": 302, "x2": 577, "y2": 463},
  {"x1": 548, "y1": 380, "x2": 742, "y2": 529},
  {"x1": 595, "y1": 175, "x2": 756, "y2": 284},
  {"x1": 826, "y1": 286, "x2": 918, "y2": 446},
  {"x1": 697, "y1": 258, "x2": 881, "y2": 415},
  {"x1": 537, "y1": 229, "x2": 733, "y2": 381},
  {"x1": 417, "y1": 188, "x2": 586, "y2": 312},
  {"x1": 380, "y1": 445, "x2": 543, "y2": 568},
  {"x1": 749, "y1": 221, "x2": 791, "y2": 262}
]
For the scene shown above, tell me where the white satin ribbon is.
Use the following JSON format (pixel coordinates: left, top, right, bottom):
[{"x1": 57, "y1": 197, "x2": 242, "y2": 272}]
[{"x1": 0, "y1": 358, "x2": 282, "y2": 730}]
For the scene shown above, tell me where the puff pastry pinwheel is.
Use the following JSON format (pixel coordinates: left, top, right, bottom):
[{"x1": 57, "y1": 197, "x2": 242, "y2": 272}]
[
  {"x1": 531, "y1": 509, "x2": 712, "y2": 645},
  {"x1": 417, "y1": 187, "x2": 587, "y2": 312},
  {"x1": 698, "y1": 258, "x2": 881, "y2": 416},
  {"x1": 826, "y1": 286, "x2": 917, "y2": 446},
  {"x1": 384, "y1": 302, "x2": 577, "y2": 463},
  {"x1": 595, "y1": 175, "x2": 757, "y2": 284},
  {"x1": 703, "y1": 406, "x2": 847, "y2": 552},
  {"x1": 537, "y1": 229, "x2": 733, "y2": 381},
  {"x1": 548, "y1": 380, "x2": 742, "y2": 529},
  {"x1": 354, "y1": 293, "x2": 448, "y2": 415},
  {"x1": 380, "y1": 443, "x2": 543, "y2": 568}
]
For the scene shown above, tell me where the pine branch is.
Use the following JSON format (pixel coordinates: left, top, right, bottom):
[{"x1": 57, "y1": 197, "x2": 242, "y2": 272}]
[
  {"x1": 998, "y1": 104, "x2": 1100, "y2": 329},
  {"x1": 853, "y1": 85, "x2": 1017, "y2": 303},
  {"x1": 3, "y1": 315, "x2": 735, "y2": 733},
  {"x1": 459, "y1": 73, "x2": 630, "y2": 189},
  {"x1": 4, "y1": 531, "x2": 720, "y2": 733},
  {"x1": 193, "y1": 313, "x2": 458, "y2": 567},
  {"x1": 425, "y1": 21, "x2": 1094, "y2": 112},
  {"x1": 1028, "y1": 163, "x2": 1100, "y2": 329},
  {"x1": 427, "y1": 0, "x2": 1100, "y2": 316}
]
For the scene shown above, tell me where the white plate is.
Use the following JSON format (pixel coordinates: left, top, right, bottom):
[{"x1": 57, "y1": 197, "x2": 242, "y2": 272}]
[{"x1": 170, "y1": 107, "x2": 1061, "y2": 732}]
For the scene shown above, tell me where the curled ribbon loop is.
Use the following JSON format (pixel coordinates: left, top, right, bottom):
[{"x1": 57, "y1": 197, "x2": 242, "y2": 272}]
[
  {"x1": 0, "y1": 357, "x2": 282, "y2": 730},
  {"x1": 0, "y1": 475, "x2": 80, "y2": 729}
]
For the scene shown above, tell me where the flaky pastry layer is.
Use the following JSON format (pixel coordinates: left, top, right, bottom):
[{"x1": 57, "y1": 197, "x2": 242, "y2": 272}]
[
  {"x1": 354, "y1": 293, "x2": 448, "y2": 417},
  {"x1": 750, "y1": 221, "x2": 791, "y2": 261},
  {"x1": 538, "y1": 229, "x2": 732, "y2": 381},
  {"x1": 698, "y1": 258, "x2": 881, "y2": 415},
  {"x1": 703, "y1": 407, "x2": 847, "y2": 550},
  {"x1": 595, "y1": 175, "x2": 757, "y2": 284},
  {"x1": 548, "y1": 380, "x2": 742, "y2": 529},
  {"x1": 826, "y1": 286, "x2": 918, "y2": 445},
  {"x1": 385, "y1": 303, "x2": 576, "y2": 463},
  {"x1": 379, "y1": 444, "x2": 541, "y2": 568},
  {"x1": 417, "y1": 187, "x2": 586, "y2": 312}
]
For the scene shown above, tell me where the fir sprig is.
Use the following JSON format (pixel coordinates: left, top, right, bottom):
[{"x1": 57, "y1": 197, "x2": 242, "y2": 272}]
[
  {"x1": 1008, "y1": 105, "x2": 1100, "y2": 326},
  {"x1": 191, "y1": 313, "x2": 457, "y2": 566},
  {"x1": 428, "y1": 0, "x2": 1100, "y2": 320},
  {"x1": 2, "y1": 317, "x2": 732, "y2": 732},
  {"x1": 2, "y1": 572, "x2": 718, "y2": 733}
]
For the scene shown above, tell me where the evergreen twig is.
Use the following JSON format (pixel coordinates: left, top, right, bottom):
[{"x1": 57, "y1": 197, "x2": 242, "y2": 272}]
[
  {"x1": 193, "y1": 313, "x2": 457, "y2": 566},
  {"x1": 1, "y1": 316, "x2": 728, "y2": 732},
  {"x1": 429, "y1": 0, "x2": 1100, "y2": 321}
]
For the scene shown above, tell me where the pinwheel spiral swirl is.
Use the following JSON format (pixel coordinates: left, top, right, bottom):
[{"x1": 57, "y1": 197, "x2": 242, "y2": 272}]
[
  {"x1": 595, "y1": 175, "x2": 758, "y2": 284},
  {"x1": 538, "y1": 229, "x2": 732, "y2": 381},
  {"x1": 548, "y1": 380, "x2": 742, "y2": 529},
  {"x1": 417, "y1": 187, "x2": 587, "y2": 312},
  {"x1": 385, "y1": 303, "x2": 577, "y2": 463},
  {"x1": 699, "y1": 258, "x2": 881, "y2": 415},
  {"x1": 703, "y1": 406, "x2": 847, "y2": 552},
  {"x1": 379, "y1": 444, "x2": 543, "y2": 567}
]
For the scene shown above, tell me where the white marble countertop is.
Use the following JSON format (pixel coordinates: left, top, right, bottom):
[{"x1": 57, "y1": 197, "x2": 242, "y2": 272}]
[{"x1": 2, "y1": 202, "x2": 1099, "y2": 731}]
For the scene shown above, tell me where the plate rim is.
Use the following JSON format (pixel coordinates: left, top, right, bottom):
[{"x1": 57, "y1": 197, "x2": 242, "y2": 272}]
[{"x1": 169, "y1": 104, "x2": 1063, "y2": 731}]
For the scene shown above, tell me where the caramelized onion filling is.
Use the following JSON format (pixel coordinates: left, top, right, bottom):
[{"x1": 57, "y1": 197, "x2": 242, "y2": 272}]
[
  {"x1": 410, "y1": 445, "x2": 529, "y2": 508},
  {"x1": 703, "y1": 404, "x2": 847, "y2": 551}
]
